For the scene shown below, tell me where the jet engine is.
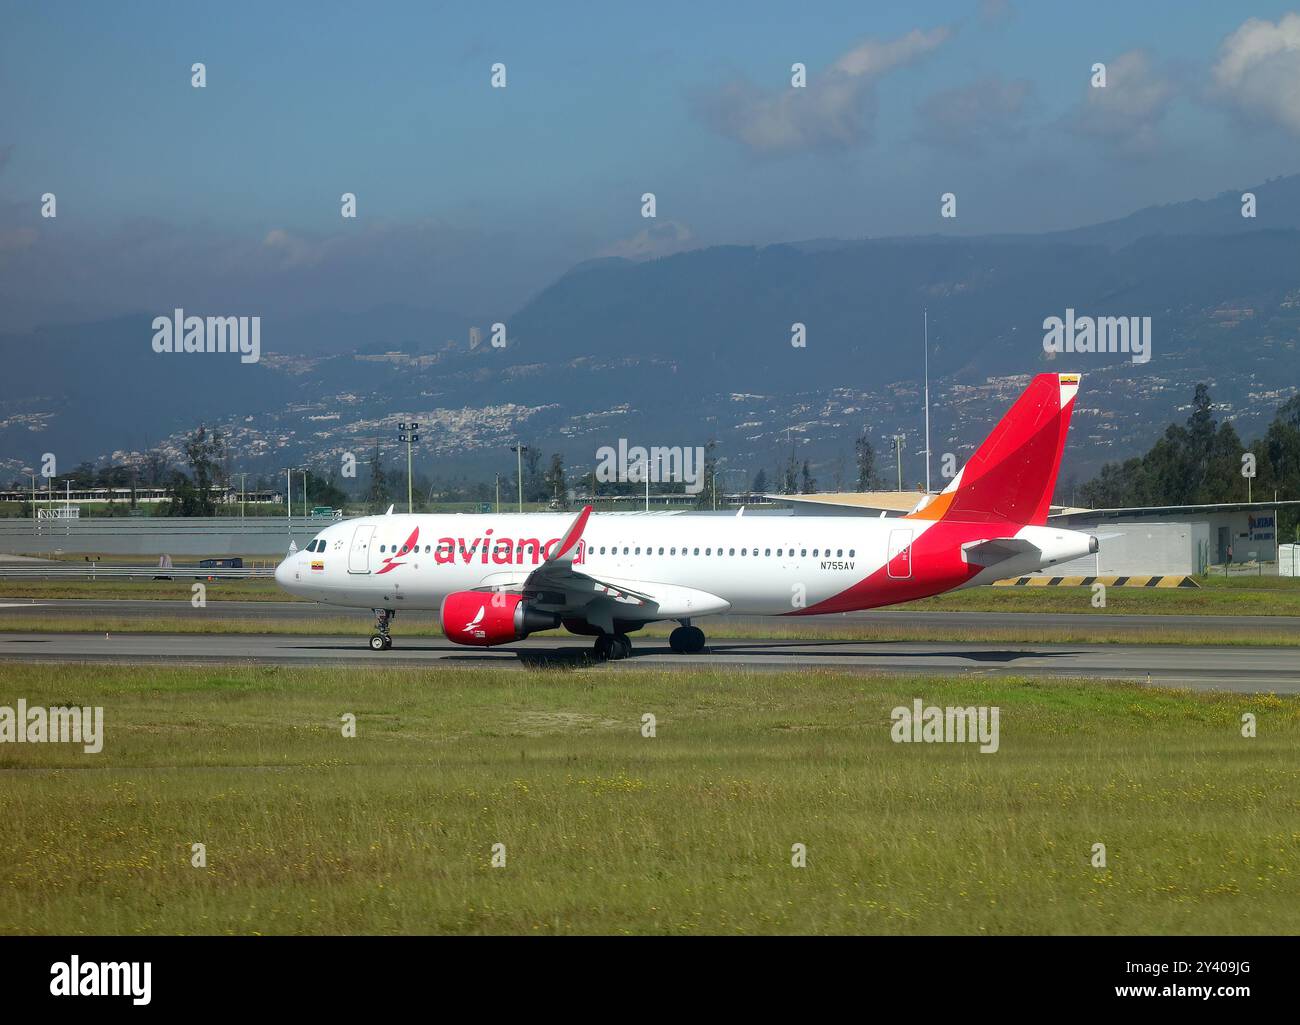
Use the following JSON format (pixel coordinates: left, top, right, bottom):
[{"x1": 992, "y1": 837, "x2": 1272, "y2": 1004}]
[{"x1": 439, "y1": 591, "x2": 560, "y2": 647}]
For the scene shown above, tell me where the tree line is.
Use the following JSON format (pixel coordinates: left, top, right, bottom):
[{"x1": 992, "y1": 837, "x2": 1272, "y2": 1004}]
[{"x1": 1078, "y1": 384, "x2": 1300, "y2": 538}]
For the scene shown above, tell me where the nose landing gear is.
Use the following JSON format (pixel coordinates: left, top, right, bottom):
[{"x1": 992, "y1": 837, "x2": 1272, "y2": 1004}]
[{"x1": 369, "y1": 608, "x2": 394, "y2": 651}]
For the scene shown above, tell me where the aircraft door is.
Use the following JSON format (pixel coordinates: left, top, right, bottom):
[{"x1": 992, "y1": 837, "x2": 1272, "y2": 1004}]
[
  {"x1": 887, "y1": 528, "x2": 913, "y2": 579},
  {"x1": 348, "y1": 525, "x2": 376, "y2": 574}
]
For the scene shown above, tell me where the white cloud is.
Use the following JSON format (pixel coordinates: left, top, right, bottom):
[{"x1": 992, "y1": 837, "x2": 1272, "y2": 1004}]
[
  {"x1": 1067, "y1": 50, "x2": 1174, "y2": 154},
  {"x1": 1212, "y1": 13, "x2": 1300, "y2": 134},
  {"x1": 261, "y1": 228, "x2": 330, "y2": 269},
  {"x1": 695, "y1": 26, "x2": 952, "y2": 154},
  {"x1": 599, "y1": 220, "x2": 693, "y2": 260}
]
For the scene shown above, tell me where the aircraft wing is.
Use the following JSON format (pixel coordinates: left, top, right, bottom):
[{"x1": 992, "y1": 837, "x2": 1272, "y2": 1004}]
[{"x1": 474, "y1": 505, "x2": 730, "y2": 631}]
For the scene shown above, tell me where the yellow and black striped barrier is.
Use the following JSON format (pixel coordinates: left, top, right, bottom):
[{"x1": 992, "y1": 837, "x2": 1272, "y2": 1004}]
[{"x1": 993, "y1": 575, "x2": 1200, "y2": 588}]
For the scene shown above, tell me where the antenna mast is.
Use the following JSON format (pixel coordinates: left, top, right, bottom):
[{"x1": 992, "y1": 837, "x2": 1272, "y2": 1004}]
[{"x1": 923, "y1": 308, "x2": 931, "y2": 494}]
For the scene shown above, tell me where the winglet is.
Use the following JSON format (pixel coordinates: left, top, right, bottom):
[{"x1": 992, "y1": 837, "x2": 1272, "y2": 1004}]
[
  {"x1": 547, "y1": 504, "x2": 592, "y2": 566},
  {"x1": 385, "y1": 504, "x2": 395, "y2": 516}
]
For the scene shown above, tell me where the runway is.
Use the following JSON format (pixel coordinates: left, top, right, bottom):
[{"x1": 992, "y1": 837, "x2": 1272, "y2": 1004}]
[
  {"x1": 1, "y1": 630, "x2": 1297, "y2": 692},
  {"x1": 3, "y1": 598, "x2": 1299, "y2": 636}
]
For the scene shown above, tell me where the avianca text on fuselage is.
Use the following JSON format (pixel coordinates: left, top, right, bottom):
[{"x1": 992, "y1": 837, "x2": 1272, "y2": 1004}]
[{"x1": 376, "y1": 526, "x2": 586, "y2": 574}]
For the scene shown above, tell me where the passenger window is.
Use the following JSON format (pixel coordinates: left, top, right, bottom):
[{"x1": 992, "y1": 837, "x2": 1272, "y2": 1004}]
[
  {"x1": 705, "y1": 548, "x2": 711, "y2": 555},
  {"x1": 729, "y1": 548, "x2": 735, "y2": 556},
  {"x1": 837, "y1": 549, "x2": 843, "y2": 557},
  {"x1": 670, "y1": 547, "x2": 676, "y2": 555},
  {"x1": 813, "y1": 549, "x2": 818, "y2": 557},
  {"x1": 658, "y1": 547, "x2": 664, "y2": 555},
  {"x1": 765, "y1": 548, "x2": 771, "y2": 556},
  {"x1": 635, "y1": 547, "x2": 641, "y2": 555},
  {"x1": 379, "y1": 545, "x2": 386, "y2": 553},
  {"x1": 801, "y1": 549, "x2": 807, "y2": 557},
  {"x1": 741, "y1": 548, "x2": 747, "y2": 556},
  {"x1": 693, "y1": 548, "x2": 699, "y2": 555}
]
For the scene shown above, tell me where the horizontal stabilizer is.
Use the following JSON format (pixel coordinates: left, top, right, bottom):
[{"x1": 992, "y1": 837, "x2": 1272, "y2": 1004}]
[{"x1": 962, "y1": 537, "x2": 1041, "y2": 568}]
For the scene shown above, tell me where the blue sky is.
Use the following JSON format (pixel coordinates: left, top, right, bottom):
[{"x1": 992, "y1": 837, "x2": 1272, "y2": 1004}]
[{"x1": 4, "y1": 0, "x2": 1300, "y2": 328}]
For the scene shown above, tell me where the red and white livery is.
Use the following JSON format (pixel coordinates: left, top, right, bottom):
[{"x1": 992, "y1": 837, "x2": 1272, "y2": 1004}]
[{"x1": 276, "y1": 373, "x2": 1097, "y2": 657}]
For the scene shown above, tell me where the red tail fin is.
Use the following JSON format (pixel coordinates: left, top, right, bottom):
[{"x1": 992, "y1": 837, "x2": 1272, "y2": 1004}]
[{"x1": 907, "y1": 373, "x2": 1079, "y2": 526}]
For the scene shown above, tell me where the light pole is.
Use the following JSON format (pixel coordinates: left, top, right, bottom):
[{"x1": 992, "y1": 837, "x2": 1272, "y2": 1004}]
[
  {"x1": 510, "y1": 444, "x2": 526, "y2": 512},
  {"x1": 713, "y1": 456, "x2": 736, "y2": 511},
  {"x1": 923, "y1": 307, "x2": 932, "y2": 494},
  {"x1": 239, "y1": 472, "x2": 247, "y2": 518},
  {"x1": 494, "y1": 472, "x2": 500, "y2": 514},
  {"x1": 635, "y1": 452, "x2": 652, "y2": 511},
  {"x1": 892, "y1": 434, "x2": 906, "y2": 492},
  {"x1": 398, "y1": 421, "x2": 419, "y2": 514}
]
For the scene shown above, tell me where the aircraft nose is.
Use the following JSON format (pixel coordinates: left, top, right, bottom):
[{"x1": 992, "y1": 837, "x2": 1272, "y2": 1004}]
[{"x1": 274, "y1": 555, "x2": 295, "y2": 590}]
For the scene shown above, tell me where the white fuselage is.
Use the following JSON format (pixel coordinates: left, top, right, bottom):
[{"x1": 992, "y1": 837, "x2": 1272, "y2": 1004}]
[{"x1": 276, "y1": 511, "x2": 1096, "y2": 620}]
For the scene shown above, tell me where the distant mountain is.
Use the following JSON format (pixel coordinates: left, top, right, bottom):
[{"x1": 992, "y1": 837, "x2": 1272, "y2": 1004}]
[
  {"x1": 4, "y1": 175, "x2": 1300, "y2": 491},
  {"x1": 1046, "y1": 173, "x2": 1300, "y2": 249}
]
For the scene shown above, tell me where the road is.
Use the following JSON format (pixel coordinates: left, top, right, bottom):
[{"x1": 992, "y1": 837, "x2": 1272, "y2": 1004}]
[
  {"x1": 0, "y1": 630, "x2": 1296, "y2": 691},
  {"x1": 2, "y1": 598, "x2": 1299, "y2": 636}
]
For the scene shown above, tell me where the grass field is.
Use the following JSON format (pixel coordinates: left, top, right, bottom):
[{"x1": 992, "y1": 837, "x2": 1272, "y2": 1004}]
[
  {"x1": 2, "y1": 613, "x2": 1298, "y2": 647},
  {"x1": 0, "y1": 579, "x2": 301, "y2": 601},
  {"x1": 5, "y1": 573, "x2": 1300, "y2": 614},
  {"x1": 1, "y1": 663, "x2": 1297, "y2": 934}
]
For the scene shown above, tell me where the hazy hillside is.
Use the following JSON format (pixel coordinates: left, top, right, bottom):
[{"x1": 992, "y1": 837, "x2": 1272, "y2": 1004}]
[{"x1": 4, "y1": 175, "x2": 1300, "y2": 488}]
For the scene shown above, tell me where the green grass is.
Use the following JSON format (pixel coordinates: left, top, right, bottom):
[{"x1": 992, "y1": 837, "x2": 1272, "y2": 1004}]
[
  {"x1": 907, "y1": 578, "x2": 1300, "y2": 617},
  {"x1": 5, "y1": 576, "x2": 1300, "y2": 615},
  {"x1": 0, "y1": 663, "x2": 1297, "y2": 935},
  {"x1": 0, "y1": 579, "x2": 300, "y2": 601},
  {"x1": 2, "y1": 614, "x2": 1298, "y2": 646}
]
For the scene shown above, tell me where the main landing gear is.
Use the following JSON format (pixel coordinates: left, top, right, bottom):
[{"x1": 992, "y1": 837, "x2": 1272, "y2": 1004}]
[
  {"x1": 369, "y1": 608, "x2": 394, "y2": 651},
  {"x1": 592, "y1": 633, "x2": 633, "y2": 661},
  {"x1": 668, "y1": 624, "x2": 706, "y2": 654}
]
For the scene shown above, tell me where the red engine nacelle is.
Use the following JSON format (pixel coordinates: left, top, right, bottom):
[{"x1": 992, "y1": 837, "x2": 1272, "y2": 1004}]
[{"x1": 439, "y1": 590, "x2": 560, "y2": 647}]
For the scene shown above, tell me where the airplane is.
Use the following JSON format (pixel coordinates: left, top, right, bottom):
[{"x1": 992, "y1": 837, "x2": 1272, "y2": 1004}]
[{"x1": 275, "y1": 372, "x2": 1098, "y2": 658}]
